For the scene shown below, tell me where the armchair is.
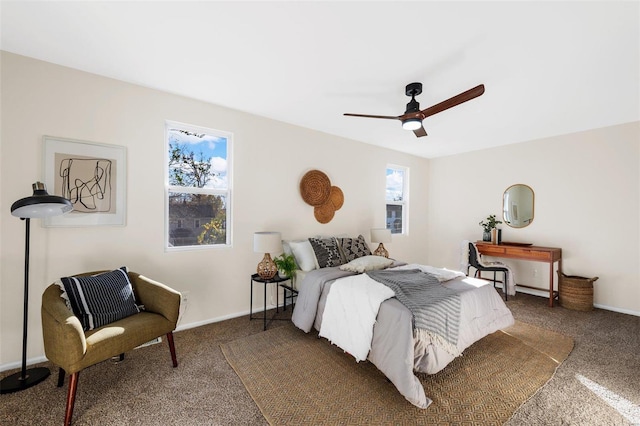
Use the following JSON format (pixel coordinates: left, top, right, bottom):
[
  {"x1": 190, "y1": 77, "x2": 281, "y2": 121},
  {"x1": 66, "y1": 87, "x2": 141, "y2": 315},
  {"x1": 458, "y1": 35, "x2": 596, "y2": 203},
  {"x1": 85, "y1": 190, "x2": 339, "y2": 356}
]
[{"x1": 41, "y1": 271, "x2": 181, "y2": 426}]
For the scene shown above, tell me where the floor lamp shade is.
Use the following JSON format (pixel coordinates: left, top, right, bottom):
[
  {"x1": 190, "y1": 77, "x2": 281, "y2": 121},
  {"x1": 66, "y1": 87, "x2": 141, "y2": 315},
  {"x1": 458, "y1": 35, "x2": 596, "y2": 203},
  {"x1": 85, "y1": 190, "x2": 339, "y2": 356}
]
[
  {"x1": 253, "y1": 232, "x2": 282, "y2": 280},
  {"x1": 370, "y1": 228, "x2": 391, "y2": 258},
  {"x1": 11, "y1": 182, "x2": 73, "y2": 218},
  {"x1": 1, "y1": 182, "x2": 72, "y2": 394}
]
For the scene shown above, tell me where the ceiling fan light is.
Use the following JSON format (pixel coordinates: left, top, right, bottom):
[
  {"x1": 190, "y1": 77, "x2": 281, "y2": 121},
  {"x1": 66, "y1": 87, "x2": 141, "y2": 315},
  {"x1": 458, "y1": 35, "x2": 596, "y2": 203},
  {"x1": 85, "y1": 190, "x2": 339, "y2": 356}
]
[{"x1": 402, "y1": 118, "x2": 422, "y2": 131}]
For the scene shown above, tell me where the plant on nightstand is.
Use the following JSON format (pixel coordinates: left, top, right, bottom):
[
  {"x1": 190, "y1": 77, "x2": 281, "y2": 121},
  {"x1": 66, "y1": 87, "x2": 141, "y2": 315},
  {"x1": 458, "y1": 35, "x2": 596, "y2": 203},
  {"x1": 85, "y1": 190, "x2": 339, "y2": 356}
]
[
  {"x1": 274, "y1": 254, "x2": 297, "y2": 286},
  {"x1": 479, "y1": 214, "x2": 502, "y2": 242}
]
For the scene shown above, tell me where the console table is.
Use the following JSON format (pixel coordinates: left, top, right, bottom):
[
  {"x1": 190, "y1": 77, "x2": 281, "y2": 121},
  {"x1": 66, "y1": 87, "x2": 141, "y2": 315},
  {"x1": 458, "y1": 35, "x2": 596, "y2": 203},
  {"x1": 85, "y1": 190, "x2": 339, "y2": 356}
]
[{"x1": 475, "y1": 242, "x2": 562, "y2": 307}]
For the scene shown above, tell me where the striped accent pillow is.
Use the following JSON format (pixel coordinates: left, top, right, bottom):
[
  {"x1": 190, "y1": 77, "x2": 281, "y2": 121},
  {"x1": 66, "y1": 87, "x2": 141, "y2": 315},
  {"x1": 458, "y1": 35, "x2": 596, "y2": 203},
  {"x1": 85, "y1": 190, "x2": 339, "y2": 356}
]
[{"x1": 60, "y1": 267, "x2": 140, "y2": 331}]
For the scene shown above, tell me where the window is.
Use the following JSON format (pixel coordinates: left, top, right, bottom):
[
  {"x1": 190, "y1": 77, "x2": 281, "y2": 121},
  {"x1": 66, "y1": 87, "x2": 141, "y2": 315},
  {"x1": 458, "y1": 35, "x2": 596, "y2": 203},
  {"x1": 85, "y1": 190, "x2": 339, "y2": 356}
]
[
  {"x1": 386, "y1": 165, "x2": 408, "y2": 235},
  {"x1": 166, "y1": 121, "x2": 232, "y2": 249}
]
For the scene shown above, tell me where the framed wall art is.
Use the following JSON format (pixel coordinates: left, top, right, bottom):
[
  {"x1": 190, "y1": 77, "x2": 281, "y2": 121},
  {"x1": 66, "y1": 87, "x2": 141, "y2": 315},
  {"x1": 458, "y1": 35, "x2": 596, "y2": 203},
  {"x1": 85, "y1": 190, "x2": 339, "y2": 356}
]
[{"x1": 43, "y1": 136, "x2": 127, "y2": 227}]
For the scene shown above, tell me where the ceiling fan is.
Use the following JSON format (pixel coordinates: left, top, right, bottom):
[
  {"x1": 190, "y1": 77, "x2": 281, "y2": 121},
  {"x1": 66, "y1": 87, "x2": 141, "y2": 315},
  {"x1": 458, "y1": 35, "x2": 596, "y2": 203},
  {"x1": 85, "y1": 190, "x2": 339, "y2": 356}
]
[{"x1": 343, "y1": 82, "x2": 485, "y2": 138}]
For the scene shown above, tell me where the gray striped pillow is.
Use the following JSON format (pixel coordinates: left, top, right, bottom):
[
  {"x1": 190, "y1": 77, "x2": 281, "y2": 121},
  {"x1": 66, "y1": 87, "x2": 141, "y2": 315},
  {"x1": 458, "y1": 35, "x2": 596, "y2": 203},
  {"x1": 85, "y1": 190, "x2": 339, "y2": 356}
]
[{"x1": 60, "y1": 267, "x2": 140, "y2": 331}]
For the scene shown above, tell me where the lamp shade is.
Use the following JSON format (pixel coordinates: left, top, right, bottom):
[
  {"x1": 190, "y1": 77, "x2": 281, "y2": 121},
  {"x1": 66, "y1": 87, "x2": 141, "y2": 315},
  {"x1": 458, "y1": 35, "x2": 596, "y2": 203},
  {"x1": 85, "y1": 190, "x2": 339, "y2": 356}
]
[
  {"x1": 253, "y1": 232, "x2": 283, "y2": 254},
  {"x1": 370, "y1": 228, "x2": 392, "y2": 244},
  {"x1": 11, "y1": 182, "x2": 73, "y2": 219}
]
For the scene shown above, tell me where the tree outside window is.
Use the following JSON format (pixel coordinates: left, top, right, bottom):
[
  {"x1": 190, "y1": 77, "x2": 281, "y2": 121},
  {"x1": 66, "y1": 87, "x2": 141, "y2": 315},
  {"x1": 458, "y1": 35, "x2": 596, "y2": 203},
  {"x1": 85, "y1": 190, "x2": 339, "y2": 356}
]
[
  {"x1": 386, "y1": 165, "x2": 408, "y2": 235},
  {"x1": 166, "y1": 121, "x2": 232, "y2": 249}
]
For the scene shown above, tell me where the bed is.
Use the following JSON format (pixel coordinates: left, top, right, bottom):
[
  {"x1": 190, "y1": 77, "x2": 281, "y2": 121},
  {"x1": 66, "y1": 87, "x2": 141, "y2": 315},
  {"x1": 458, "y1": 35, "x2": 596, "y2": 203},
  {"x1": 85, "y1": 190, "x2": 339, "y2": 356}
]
[{"x1": 291, "y1": 260, "x2": 514, "y2": 409}]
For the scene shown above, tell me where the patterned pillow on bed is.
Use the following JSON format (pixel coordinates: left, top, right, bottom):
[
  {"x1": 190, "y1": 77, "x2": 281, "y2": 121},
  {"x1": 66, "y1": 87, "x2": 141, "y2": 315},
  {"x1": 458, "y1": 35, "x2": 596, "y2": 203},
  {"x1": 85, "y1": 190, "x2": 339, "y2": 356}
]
[
  {"x1": 337, "y1": 235, "x2": 372, "y2": 262},
  {"x1": 308, "y1": 237, "x2": 344, "y2": 268}
]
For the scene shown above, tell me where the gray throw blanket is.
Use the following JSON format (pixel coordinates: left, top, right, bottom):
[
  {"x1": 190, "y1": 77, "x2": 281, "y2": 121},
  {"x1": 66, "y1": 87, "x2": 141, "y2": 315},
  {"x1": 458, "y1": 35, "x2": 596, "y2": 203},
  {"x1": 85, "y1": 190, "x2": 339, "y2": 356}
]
[{"x1": 367, "y1": 269, "x2": 462, "y2": 356}]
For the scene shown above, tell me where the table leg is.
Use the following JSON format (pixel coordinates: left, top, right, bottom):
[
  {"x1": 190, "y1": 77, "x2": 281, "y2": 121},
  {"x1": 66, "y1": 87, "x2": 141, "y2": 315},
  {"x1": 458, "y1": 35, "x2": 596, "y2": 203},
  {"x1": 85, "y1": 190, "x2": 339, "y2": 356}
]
[
  {"x1": 548, "y1": 261, "x2": 554, "y2": 307},
  {"x1": 285, "y1": 287, "x2": 289, "y2": 311},
  {"x1": 249, "y1": 278, "x2": 253, "y2": 321},
  {"x1": 263, "y1": 281, "x2": 267, "y2": 331}
]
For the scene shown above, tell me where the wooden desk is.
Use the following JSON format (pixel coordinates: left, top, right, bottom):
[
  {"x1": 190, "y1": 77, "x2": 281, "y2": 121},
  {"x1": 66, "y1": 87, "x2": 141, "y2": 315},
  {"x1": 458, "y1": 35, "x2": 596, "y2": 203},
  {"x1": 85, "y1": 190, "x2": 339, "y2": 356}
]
[{"x1": 475, "y1": 242, "x2": 562, "y2": 307}]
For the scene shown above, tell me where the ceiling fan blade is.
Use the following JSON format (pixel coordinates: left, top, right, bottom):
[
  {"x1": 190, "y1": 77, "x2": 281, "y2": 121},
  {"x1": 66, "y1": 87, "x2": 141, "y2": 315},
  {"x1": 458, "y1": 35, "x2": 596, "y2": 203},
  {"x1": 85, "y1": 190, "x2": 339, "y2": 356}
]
[
  {"x1": 413, "y1": 126, "x2": 428, "y2": 138},
  {"x1": 343, "y1": 113, "x2": 400, "y2": 120},
  {"x1": 420, "y1": 84, "x2": 485, "y2": 119}
]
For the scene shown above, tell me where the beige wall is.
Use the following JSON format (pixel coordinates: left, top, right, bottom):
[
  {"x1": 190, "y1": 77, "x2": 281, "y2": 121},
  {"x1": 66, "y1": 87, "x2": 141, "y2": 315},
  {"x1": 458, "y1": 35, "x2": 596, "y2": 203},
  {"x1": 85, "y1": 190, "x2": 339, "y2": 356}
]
[
  {"x1": 0, "y1": 52, "x2": 430, "y2": 367},
  {"x1": 2, "y1": 52, "x2": 638, "y2": 370},
  {"x1": 426, "y1": 121, "x2": 640, "y2": 314}
]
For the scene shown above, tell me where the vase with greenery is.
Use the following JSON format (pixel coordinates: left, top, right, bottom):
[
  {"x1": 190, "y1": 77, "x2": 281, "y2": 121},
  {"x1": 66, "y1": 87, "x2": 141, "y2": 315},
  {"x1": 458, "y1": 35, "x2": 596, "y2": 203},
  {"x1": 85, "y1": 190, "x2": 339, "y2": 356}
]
[
  {"x1": 479, "y1": 214, "x2": 502, "y2": 242},
  {"x1": 274, "y1": 254, "x2": 297, "y2": 286}
]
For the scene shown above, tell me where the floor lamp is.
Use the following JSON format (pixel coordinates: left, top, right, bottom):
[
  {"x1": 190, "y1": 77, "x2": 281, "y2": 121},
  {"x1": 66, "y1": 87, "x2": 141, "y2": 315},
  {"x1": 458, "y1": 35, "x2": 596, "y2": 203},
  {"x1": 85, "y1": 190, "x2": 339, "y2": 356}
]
[{"x1": 0, "y1": 182, "x2": 72, "y2": 394}]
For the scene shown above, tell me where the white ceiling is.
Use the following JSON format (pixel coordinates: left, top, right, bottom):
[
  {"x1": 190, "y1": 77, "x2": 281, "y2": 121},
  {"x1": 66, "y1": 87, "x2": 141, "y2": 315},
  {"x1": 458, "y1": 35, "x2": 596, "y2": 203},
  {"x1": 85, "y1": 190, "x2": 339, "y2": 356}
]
[{"x1": 1, "y1": 1, "x2": 638, "y2": 158}]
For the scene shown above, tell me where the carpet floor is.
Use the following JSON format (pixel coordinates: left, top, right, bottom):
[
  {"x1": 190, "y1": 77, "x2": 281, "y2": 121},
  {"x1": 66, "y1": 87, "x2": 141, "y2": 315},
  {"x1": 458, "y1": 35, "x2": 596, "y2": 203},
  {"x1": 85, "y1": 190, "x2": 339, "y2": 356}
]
[
  {"x1": 0, "y1": 292, "x2": 638, "y2": 425},
  {"x1": 221, "y1": 321, "x2": 573, "y2": 425}
]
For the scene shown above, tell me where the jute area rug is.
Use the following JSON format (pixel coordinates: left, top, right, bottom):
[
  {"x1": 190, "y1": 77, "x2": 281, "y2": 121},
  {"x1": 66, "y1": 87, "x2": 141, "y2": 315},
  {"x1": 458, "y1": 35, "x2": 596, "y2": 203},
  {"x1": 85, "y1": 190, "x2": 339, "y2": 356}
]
[{"x1": 221, "y1": 321, "x2": 573, "y2": 425}]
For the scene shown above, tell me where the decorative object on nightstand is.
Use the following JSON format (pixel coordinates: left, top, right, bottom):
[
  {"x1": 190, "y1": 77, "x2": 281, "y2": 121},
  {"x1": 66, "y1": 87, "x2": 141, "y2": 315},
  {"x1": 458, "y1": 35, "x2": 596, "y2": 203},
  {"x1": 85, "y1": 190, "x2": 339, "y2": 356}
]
[
  {"x1": 371, "y1": 228, "x2": 391, "y2": 258},
  {"x1": 478, "y1": 214, "x2": 502, "y2": 243},
  {"x1": 253, "y1": 232, "x2": 282, "y2": 279},
  {"x1": 1, "y1": 182, "x2": 72, "y2": 394},
  {"x1": 274, "y1": 254, "x2": 297, "y2": 287}
]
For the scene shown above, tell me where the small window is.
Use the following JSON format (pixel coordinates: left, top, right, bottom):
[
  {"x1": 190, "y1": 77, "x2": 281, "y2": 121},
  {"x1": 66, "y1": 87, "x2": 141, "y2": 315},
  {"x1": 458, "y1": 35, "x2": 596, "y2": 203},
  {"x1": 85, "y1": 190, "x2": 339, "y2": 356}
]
[
  {"x1": 386, "y1": 165, "x2": 408, "y2": 235},
  {"x1": 166, "y1": 121, "x2": 232, "y2": 249}
]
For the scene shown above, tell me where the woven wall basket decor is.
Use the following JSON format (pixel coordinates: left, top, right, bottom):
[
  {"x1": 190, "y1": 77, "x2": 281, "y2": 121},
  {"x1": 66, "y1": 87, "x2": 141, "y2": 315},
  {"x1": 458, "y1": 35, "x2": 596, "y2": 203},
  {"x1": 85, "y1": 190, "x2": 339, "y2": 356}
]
[
  {"x1": 329, "y1": 186, "x2": 344, "y2": 210},
  {"x1": 314, "y1": 202, "x2": 335, "y2": 224},
  {"x1": 300, "y1": 170, "x2": 344, "y2": 223},
  {"x1": 300, "y1": 170, "x2": 331, "y2": 206}
]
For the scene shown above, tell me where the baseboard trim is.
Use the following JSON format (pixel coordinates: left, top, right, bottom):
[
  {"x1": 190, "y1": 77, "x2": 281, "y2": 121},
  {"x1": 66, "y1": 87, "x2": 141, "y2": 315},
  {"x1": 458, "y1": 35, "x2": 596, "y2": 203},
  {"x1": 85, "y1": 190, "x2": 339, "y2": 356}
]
[
  {"x1": 593, "y1": 303, "x2": 640, "y2": 317},
  {"x1": 500, "y1": 284, "x2": 640, "y2": 317},
  {"x1": 5, "y1": 296, "x2": 634, "y2": 373},
  {"x1": 1, "y1": 303, "x2": 284, "y2": 374},
  {"x1": 175, "y1": 302, "x2": 282, "y2": 332}
]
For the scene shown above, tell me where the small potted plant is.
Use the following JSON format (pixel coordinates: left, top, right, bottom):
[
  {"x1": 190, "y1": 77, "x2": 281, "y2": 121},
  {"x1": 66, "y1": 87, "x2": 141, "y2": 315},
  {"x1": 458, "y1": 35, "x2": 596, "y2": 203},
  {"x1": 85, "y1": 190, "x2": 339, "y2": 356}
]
[
  {"x1": 274, "y1": 254, "x2": 297, "y2": 287},
  {"x1": 479, "y1": 214, "x2": 502, "y2": 242}
]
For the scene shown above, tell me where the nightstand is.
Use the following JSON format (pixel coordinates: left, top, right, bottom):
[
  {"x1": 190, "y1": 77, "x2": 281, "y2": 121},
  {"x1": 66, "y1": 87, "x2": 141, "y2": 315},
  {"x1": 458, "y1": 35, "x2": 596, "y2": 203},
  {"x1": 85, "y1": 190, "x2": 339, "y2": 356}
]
[
  {"x1": 249, "y1": 273, "x2": 290, "y2": 331},
  {"x1": 279, "y1": 283, "x2": 298, "y2": 311}
]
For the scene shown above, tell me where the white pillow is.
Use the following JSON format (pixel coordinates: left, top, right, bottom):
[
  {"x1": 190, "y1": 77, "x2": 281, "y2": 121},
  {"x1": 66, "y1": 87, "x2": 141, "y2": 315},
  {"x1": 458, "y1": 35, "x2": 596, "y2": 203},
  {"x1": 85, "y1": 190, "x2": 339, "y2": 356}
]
[
  {"x1": 339, "y1": 255, "x2": 394, "y2": 273},
  {"x1": 282, "y1": 240, "x2": 299, "y2": 269},
  {"x1": 289, "y1": 240, "x2": 318, "y2": 272}
]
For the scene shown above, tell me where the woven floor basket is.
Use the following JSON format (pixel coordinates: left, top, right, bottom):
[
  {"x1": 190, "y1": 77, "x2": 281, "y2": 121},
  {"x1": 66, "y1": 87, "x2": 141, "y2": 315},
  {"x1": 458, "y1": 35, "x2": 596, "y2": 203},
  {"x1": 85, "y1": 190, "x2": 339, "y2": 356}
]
[{"x1": 558, "y1": 272, "x2": 599, "y2": 311}]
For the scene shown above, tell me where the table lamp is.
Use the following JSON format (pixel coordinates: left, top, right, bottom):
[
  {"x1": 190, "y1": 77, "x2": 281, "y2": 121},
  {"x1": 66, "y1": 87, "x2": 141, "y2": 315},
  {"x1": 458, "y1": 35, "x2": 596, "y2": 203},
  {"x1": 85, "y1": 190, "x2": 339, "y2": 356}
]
[
  {"x1": 370, "y1": 228, "x2": 392, "y2": 258},
  {"x1": 253, "y1": 232, "x2": 282, "y2": 279}
]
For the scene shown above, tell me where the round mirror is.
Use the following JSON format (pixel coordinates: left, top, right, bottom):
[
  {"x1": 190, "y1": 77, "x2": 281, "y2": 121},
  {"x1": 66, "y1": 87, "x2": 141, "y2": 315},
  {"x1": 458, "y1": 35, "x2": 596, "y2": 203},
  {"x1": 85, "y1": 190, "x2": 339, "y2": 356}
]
[{"x1": 503, "y1": 184, "x2": 534, "y2": 228}]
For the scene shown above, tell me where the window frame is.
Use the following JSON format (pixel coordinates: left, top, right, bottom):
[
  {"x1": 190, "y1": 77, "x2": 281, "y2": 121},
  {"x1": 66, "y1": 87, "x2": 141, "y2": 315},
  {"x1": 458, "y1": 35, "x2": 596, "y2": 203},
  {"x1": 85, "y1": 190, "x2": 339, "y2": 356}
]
[
  {"x1": 164, "y1": 120, "x2": 233, "y2": 251},
  {"x1": 385, "y1": 164, "x2": 409, "y2": 235}
]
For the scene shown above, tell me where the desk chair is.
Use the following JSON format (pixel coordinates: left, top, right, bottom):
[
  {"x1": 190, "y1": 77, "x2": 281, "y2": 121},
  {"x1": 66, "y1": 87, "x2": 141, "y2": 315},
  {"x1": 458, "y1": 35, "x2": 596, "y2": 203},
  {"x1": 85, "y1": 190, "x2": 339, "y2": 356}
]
[{"x1": 467, "y1": 242, "x2": 509, "y2": 301}]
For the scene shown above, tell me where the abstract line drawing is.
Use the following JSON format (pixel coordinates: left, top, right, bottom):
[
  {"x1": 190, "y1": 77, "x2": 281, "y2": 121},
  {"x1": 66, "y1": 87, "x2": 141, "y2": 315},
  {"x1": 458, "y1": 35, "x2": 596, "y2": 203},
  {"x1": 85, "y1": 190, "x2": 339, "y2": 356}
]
[
  {"x1": 58, "y1": 156, "x2": 115, "y2": 213},
  {"x1": 44, "y1": 136, "x2": 126, "y2": 227}
]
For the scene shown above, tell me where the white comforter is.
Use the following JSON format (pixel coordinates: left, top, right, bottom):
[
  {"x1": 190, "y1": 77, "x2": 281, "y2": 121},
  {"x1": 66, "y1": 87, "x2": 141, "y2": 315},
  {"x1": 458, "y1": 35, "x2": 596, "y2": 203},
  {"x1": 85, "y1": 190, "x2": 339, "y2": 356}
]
[
  {"x1": 319, "y1": 274, "x2": 395, "y2": 362},
  {"x1": 292, "y1": 265, "x2": 515, "y2": 409}
]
